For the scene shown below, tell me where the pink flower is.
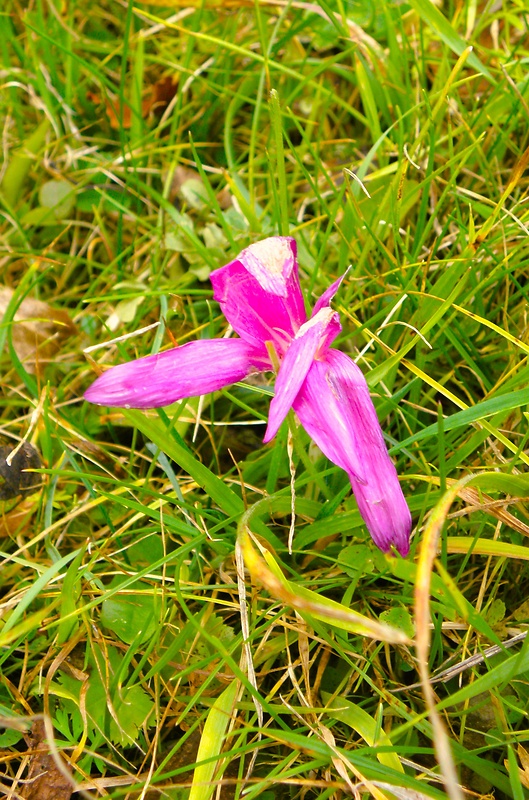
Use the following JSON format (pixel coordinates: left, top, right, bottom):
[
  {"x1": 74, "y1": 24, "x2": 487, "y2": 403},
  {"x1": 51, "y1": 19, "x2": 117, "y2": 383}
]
[{"x1": 85, "y1": 237, "x2": 412, "y2": 555}]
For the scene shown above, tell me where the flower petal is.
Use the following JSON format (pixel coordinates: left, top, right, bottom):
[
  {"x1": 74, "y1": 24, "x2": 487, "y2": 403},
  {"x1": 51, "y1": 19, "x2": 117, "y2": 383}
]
[
  {"x1": 85, "y1": 338, "x2": 267, "y2": 409},
  {"x1": 311, "y1": 268, "x2": 349, "y2": 316},
  {"x1": 293, "y1": 349, "x2": 411, "y2": 556},
  {"x1": 210, "y1": 237, "x2": 306, "y2": 352},
  {"x1": 263, "y1": 308, "x2": 341, "y2": 443},
  {"x1": 291, "y1": 354, "x2": 365, "y2": 480}
]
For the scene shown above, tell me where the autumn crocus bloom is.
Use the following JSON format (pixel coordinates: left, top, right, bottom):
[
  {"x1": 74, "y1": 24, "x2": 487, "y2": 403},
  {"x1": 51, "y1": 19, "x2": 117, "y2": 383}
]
[{"x1": 85, "y1": 237, "x2": 412, "y2": 556}]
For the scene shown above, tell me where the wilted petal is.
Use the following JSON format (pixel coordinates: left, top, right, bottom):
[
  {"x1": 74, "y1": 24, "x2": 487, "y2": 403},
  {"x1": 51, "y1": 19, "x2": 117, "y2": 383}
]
[
  {"x1": 293, "y1": 349, "x2": 411, "y2": 556},
  {"x1": 264, "y1": 308, "x2": 341, "y2": 443},
  {"x1": 85, "y1": 338, "x2": 267, "y2": 409},
  {"x1": 238, "y1": 237, "x2": 299, "y2": 296},
  {"x1": 210, "y1": 237, "x2": 306, "y2": 352}
]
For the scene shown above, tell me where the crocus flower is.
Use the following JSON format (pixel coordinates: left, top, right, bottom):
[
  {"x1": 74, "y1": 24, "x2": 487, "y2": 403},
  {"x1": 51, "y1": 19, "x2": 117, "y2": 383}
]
[{"x1": 85, "y1": 237, "x2": 412, "y2": 555}]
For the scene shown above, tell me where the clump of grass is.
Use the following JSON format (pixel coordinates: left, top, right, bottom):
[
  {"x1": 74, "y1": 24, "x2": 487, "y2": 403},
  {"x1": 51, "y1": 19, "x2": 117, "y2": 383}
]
[{"x1": 1, "y1": 1, "x2": 529, "y2": 798}]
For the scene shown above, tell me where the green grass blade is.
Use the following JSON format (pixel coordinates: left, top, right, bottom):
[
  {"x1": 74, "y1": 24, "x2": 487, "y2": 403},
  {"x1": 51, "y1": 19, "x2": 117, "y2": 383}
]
[
  {"x1": 407, "y1": 0, "x2": 493, "y2": 80},
  {"x1": 189, "y1": 680, "x2": 239, "y2": 800}
]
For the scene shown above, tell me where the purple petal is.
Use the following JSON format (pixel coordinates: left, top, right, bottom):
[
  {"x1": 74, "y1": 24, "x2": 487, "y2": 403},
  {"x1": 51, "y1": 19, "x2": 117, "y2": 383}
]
[
  {"x1": 311, "y1": 268, "x2": 350, "y2": 316},
  {"x1": 264, "y1": 308, "x2": 341, "y2": 443},
  {"x1": 85, "y1": 338, "x2": 268, "y2": 409},
  {"x1": 210, "y1": 237, "x2": 307, "y2": 353},
  {"x1": 293, "y1": 349, "x2": 411, "y2": 556}
]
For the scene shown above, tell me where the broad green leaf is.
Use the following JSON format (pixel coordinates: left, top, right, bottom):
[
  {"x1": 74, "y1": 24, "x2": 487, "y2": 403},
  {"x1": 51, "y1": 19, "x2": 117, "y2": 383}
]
[
  {"x1": 339, "y1": 545, "x2": 385, "y2": 577},
  {"x1": 485, "y1": 599, "x2": 506, "y2": 628},
  {"x1": 180, "y1": 177, "x2": 209, "y2": 210},
  {"x1": 39, "y1": 179, "x2": 76, "y2": 217},
  {"x1": 0, "y1": 728, "x2": 24, "y2": 747},
  {"x1": 379, "y1": 607, "x2": 415, "y2": 639},
  {"x1": 100, "y1": 576, "x2": 159, "y2": 645},
  {"x1": 54, "y1": 643, "x2": 155, "y2": 747}
]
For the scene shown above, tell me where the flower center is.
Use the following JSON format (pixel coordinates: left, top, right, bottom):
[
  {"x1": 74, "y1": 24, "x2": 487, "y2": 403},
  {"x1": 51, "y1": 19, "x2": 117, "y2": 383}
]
[{"x1": 265, "y1": 340, "x2": 281, "y2": 373}]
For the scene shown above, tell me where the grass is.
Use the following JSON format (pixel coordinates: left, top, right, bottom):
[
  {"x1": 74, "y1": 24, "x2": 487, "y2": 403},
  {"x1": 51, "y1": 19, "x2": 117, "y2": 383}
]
[{"x1": 1, "y1": 0, "x2": 529, "y2": 798}]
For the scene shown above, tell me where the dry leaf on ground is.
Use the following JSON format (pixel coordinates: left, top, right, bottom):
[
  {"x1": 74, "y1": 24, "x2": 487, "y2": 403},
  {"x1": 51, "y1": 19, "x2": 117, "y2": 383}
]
[
  {"x1": 0, "y1": 286, "x2": 77, "y2": 374},
  {"x1": 20, "y1": 720, "x2": 73, "y2": 800},
  {"x1": 87, "y1": 75, "x2": 178, "y2": 129}
]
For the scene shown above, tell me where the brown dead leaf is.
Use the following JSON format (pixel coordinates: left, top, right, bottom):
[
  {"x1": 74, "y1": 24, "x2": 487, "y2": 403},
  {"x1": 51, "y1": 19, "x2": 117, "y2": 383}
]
[
  {"x1": 504, "y1": 744, "x2": 529, "y2": 790},
  {"x1": 87, "y1": 91, "x2": 130, "y2": 128},
  {"x1": 520, "y1": 745, "x2": 529, "y2": 788},
  {"x1": 21, "y1": 720, "x2": 73, "y2": 800},
  {"x1": 148, "y1": 75, "x2": 179, "y2": 117},
  {"x1": 455, "y1": 485, "x2": 529, "y2": 538},
  {"x1": 216, "y1": 185, "x2": 233, "y2": 210},
  {"x1": 166, "y1": 165, "x2": 203, "y2": 204},
  {"x1": 0, "y1": 286, "x2": 76, "y2": 375},
  {"x1": 514, "y1": 599, "x2": 529, "y2": 621},
  {"x1": 87, "y1": 76, "x2": 178, "y2": 130}
]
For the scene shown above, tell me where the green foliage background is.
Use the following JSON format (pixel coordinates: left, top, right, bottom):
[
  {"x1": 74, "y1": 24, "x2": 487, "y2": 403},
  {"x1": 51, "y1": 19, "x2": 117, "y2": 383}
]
[{"x1": 1, "y1": 0, "x2": 529, "y2": 797}]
